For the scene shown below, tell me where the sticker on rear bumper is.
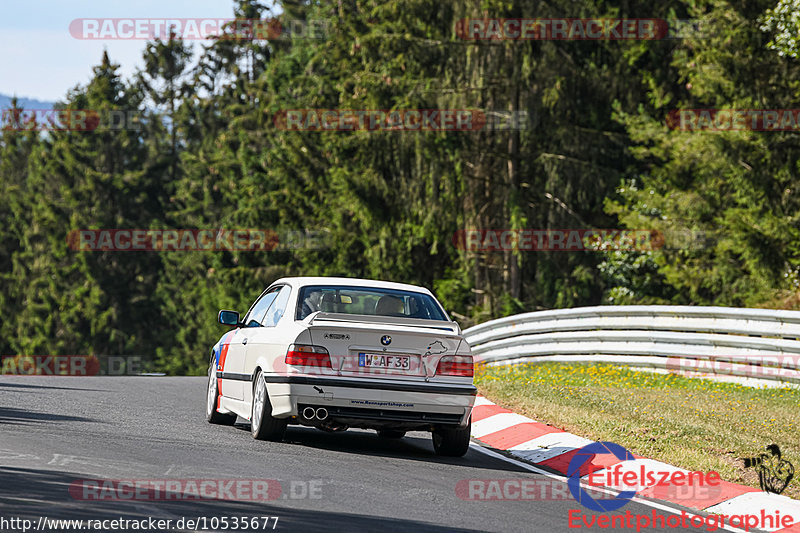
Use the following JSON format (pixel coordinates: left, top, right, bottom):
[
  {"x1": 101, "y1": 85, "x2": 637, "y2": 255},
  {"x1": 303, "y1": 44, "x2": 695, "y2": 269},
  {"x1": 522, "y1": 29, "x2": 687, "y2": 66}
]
[{"x1": 350, "y1": 400, "x2": 414, "y2": 408}]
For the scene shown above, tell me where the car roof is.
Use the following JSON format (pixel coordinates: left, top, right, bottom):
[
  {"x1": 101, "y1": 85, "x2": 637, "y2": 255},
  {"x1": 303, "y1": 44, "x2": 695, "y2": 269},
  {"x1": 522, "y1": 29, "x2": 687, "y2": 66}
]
[{"x1": 271, "y1": 277, "x2": 435, "y2": 296}]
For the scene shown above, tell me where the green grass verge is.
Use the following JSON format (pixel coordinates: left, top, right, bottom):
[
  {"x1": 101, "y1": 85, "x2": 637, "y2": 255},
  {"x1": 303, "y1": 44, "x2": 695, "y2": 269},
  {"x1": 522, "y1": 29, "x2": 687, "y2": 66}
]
[{"x1": 475, "y1": 362, "x2": 800, "y2": 499}]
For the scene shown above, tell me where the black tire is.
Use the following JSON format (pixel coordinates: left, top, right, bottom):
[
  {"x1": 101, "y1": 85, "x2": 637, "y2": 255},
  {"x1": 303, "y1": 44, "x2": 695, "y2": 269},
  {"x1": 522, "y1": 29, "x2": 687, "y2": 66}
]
[
  {"x1": 432, "y1": 421, "x2": 471, "y2": 457},
  {"x1": 377, "y1": 429, "x2": 406, "y2": 439},
  {"x1": 206, "y1": 365, "x2": 237, "y2": 425},
  {"x1": 250, "y1": 370, "x2": 287, "y2": 441}
]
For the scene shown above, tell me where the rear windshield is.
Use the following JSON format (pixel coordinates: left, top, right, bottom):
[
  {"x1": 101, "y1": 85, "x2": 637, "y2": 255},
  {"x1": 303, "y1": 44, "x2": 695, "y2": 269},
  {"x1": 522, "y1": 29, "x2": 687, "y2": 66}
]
[{"x1": 296, "y1": 285, "x2": 448, "y2": 321}]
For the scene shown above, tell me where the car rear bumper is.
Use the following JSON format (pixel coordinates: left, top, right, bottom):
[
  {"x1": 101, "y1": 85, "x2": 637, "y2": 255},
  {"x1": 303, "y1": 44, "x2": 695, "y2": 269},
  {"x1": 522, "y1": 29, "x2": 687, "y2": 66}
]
[{"x1": 262, "y1": 374, "x2": 476, "y2": 429}]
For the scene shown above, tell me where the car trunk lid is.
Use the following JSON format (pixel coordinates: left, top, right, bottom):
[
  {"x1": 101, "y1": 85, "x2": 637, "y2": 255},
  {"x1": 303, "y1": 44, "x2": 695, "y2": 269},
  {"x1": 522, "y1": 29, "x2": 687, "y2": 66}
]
[{"x1": 306, "y1": 312, "x2": 463, "y2": 379}]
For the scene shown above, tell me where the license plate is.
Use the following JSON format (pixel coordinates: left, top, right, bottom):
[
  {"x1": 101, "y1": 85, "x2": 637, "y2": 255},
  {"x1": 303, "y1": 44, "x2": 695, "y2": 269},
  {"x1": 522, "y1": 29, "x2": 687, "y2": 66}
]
[{"x1": 358, "y1": 353, "x2": 410, "y2": 370}]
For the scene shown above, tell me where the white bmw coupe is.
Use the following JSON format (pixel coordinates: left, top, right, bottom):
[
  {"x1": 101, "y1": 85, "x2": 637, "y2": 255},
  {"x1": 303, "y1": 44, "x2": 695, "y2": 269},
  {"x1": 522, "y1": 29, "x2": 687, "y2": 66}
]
[{"x1": 206, "y1": 277, "x2": 476, "y2": 456}]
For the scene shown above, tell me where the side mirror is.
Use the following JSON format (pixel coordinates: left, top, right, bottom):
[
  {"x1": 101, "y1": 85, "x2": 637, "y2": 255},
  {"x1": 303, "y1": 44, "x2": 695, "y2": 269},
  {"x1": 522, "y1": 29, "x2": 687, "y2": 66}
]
[{"x1": 218, "y1": 310, "x2": 240, "y2": 327}]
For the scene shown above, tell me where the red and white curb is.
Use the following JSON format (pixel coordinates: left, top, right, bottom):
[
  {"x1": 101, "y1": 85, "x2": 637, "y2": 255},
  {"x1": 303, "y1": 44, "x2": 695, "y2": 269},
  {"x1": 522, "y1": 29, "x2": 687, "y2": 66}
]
[{"x1": 470, "y1": 396, "x2": 800, "y2": 532}]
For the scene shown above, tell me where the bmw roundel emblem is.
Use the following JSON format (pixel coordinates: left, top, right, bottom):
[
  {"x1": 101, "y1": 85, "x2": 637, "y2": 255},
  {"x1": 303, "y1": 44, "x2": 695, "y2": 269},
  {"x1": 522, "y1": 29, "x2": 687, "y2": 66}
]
[{"x1": 380, "y1": 335, "x2": 392, "y2": 346}]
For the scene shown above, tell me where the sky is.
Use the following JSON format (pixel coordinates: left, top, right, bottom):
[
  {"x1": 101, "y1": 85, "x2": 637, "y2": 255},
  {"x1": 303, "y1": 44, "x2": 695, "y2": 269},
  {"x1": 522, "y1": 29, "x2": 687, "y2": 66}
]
[{"x1": 0, "y1": 1, "x2": 265, "y2": 102}]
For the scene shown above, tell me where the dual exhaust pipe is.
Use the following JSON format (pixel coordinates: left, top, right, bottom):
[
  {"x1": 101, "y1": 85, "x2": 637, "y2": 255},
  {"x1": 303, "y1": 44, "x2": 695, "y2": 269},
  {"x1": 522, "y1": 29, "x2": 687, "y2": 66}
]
[{"x1": 302, "y1": 406, "x2": 329, "y2": 421}]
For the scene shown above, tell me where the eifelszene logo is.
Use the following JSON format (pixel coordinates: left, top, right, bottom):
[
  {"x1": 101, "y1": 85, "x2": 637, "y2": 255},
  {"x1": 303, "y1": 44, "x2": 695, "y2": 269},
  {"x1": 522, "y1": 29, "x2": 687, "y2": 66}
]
[
  {"x1": 567, "y1": 441, "x2": 722, "y2": 512},
  {"x1": 568, "y1": 442, "x2": 636, "y2": 512}
]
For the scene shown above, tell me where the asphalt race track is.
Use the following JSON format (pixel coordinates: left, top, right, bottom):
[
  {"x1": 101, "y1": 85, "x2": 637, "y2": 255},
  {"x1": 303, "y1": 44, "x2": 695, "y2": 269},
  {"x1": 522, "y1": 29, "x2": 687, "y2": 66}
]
[{"x1": 0, "y1": 377, "x2": 708, "y2": 532}]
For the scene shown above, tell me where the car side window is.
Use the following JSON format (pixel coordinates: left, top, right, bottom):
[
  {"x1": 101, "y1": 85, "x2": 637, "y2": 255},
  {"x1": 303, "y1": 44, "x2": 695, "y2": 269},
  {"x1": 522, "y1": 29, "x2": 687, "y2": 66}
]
[
  {"x1": 244, "y1": 287, "x2": 281, "y2": 327},
  {"x1": 262, "y1": 285, "x2": 291, "y2": 327}
]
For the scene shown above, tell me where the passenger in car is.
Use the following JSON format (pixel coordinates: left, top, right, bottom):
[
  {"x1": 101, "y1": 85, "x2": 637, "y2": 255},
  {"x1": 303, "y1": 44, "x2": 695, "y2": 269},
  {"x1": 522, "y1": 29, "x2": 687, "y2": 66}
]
[
  {"x1": 300, "y1": 291, "x2": 323, "y2": 318},
  {"x1": 320, "y1": 292, "x2": 339, "y2": 313},
  {"x1": 375, "y1": 295, "x2": 404, "y2": 316}
]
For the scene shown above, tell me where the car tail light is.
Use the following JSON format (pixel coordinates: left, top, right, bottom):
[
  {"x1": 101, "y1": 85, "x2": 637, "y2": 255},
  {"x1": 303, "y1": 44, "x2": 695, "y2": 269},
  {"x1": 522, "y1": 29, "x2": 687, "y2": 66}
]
[
  {"x1": 286, "y1": 344, "x2": 331, "y2": 368},
  {"x1": 436, "y1": 355, "x2": 473, "y2": 377}
]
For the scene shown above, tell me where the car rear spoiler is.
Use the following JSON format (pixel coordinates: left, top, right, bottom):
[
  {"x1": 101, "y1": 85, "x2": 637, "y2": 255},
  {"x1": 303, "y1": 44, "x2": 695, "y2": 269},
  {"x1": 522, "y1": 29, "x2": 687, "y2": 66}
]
[{"x1": 308, "y1": 312, "x2": 461, "y2": 334}]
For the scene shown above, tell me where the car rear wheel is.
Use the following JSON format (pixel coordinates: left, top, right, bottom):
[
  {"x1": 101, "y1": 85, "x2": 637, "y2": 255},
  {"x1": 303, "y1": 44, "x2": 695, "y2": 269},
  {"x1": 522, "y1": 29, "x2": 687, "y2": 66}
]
[
  {"x1": 206, "y1": 366, "x2": 237, "y2": 425},
  {"x1": 432, "y1": 421, "x2": 471, "y2": 457},
  {"x1": 377, "y1": 429, "x2": 406, "y2": 439},
  {"x1": 251, "y1": 371, "x2": 287, "y2": 441}
]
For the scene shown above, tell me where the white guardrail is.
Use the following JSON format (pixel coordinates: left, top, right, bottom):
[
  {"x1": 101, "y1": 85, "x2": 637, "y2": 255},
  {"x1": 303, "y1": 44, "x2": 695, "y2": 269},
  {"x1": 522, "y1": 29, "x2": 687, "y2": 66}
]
[{"x1": 462, "y1": 305, "x2": 800, "y2": 384}]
